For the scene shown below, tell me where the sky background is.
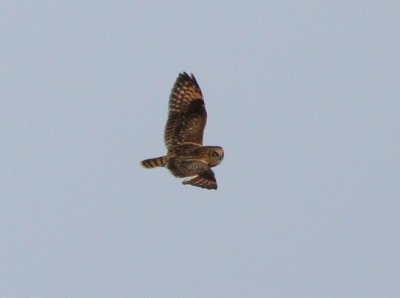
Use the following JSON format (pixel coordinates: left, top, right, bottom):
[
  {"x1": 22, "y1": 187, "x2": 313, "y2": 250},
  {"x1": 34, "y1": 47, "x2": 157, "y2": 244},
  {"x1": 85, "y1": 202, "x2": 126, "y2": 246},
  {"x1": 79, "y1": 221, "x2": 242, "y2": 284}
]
[{"x1": 1, "y1": 1, "x2": 400, "y2": 297}]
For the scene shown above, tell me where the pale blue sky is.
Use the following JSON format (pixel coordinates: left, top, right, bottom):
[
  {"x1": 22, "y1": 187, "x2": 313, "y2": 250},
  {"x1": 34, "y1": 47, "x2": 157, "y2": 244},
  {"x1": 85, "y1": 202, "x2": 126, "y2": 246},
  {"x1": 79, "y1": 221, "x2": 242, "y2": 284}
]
[{"x1": 1, "y1": 1, "x2": 400, "y2": 297}]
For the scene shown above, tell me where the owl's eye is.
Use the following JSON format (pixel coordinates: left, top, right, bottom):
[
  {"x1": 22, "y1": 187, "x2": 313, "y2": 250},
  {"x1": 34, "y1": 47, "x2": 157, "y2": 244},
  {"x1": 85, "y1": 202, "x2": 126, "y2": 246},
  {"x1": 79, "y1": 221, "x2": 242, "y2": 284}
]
[{"x1": 211, "y1": 151, "x2": 219, "y2": 157}]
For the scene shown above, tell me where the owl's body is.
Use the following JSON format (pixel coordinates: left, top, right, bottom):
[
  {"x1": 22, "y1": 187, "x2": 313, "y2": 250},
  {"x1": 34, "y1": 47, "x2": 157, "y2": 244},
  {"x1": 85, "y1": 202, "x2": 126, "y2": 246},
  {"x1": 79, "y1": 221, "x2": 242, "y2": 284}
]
[{"x1": 141, "y1": 72, "x2": 224, "y2": 189}]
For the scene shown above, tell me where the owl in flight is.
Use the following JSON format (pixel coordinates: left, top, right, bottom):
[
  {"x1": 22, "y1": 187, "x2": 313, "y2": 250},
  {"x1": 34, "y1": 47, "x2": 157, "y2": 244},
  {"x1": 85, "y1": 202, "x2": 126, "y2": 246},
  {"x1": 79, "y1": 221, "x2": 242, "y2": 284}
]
[{"x1": 141, "y1": 72, "x2": 224, "y2": 189}]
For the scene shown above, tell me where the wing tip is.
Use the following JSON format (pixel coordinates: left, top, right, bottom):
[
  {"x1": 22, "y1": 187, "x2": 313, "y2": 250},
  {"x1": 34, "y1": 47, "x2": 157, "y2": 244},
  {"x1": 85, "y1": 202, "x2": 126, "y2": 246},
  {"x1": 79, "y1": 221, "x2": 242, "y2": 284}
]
[
  {"x1": 178, "y1": 72, "x2": 199, "y2": 88},
  {"x1": 182, "y1": 175, "x2": 218, "y2": 190}
]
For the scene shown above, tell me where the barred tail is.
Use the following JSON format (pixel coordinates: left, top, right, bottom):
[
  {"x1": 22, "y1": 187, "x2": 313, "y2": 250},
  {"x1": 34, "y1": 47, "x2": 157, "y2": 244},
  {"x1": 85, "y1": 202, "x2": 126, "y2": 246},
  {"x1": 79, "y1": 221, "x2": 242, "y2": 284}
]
[{"x1": 141, "y1": 156, "x2": 168, "y2": 168}]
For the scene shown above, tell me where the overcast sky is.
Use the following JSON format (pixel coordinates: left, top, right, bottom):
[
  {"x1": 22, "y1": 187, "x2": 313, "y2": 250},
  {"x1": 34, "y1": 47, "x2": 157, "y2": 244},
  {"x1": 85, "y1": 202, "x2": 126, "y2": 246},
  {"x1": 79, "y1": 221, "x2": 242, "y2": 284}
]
[{"x1": 1, "y1": 1, "x2": 400, "y2": 297}]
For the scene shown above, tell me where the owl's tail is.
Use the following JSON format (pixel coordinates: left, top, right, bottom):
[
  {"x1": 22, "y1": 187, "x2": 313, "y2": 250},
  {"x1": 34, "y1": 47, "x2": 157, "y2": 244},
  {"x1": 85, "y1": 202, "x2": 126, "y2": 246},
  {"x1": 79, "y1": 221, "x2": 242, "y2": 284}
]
[{"x1": 141, "y1": 156, "x2": 168, "y2": 168}]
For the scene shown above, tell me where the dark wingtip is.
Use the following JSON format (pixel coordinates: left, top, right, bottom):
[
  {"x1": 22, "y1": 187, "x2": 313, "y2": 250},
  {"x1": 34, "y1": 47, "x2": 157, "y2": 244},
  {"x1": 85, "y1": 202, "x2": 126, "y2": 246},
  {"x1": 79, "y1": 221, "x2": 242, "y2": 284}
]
[
  {"x1": 181, "y1": 179, "x2": 218, "y2": 190},
  {"x1": 179, "y1": 71, "x2": 198, "y2": 85}
]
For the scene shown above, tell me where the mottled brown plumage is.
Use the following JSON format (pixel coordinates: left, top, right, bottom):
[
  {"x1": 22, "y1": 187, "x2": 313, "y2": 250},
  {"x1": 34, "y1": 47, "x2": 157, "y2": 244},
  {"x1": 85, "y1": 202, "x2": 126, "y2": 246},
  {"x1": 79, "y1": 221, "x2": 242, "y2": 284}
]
[{"x1": 141, "y1": 72, "x2": 224, "y2": 190}]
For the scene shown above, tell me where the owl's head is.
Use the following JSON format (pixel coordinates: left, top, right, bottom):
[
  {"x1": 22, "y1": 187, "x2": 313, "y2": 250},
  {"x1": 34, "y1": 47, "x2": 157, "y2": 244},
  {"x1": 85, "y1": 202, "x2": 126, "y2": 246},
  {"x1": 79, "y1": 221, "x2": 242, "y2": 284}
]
[{"x1": 206, "y1": 146, "x2": 224, "y2": 167}]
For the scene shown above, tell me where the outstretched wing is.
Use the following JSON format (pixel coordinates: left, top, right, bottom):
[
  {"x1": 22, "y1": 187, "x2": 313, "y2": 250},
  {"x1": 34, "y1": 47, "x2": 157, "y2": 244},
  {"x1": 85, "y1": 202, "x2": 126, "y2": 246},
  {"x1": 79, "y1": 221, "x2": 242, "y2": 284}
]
[
  {"x1": 183, "y1": 170, "x2": 217, "y2": 190},
  {"x1": 164, "y1": 72, "x2": 207, "y2": 150}
]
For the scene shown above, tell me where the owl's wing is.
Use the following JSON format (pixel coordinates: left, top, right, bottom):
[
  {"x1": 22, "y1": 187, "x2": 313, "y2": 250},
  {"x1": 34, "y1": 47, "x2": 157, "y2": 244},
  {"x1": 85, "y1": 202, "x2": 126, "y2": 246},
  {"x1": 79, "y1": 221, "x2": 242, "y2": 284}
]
[
  {"x1": 164, "y1": 72, "x2": 207, "y2": 150},
  {"x1": 183, "y1": 169, "x2": 217, "y2": 190}
]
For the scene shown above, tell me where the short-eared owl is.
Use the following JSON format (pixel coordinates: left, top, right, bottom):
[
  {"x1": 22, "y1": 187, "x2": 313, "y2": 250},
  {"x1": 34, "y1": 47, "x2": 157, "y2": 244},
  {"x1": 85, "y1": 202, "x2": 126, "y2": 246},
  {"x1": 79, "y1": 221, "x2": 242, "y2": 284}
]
[{"x1": 141, "y1": 72, "x2": 224, "y2": 189}]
